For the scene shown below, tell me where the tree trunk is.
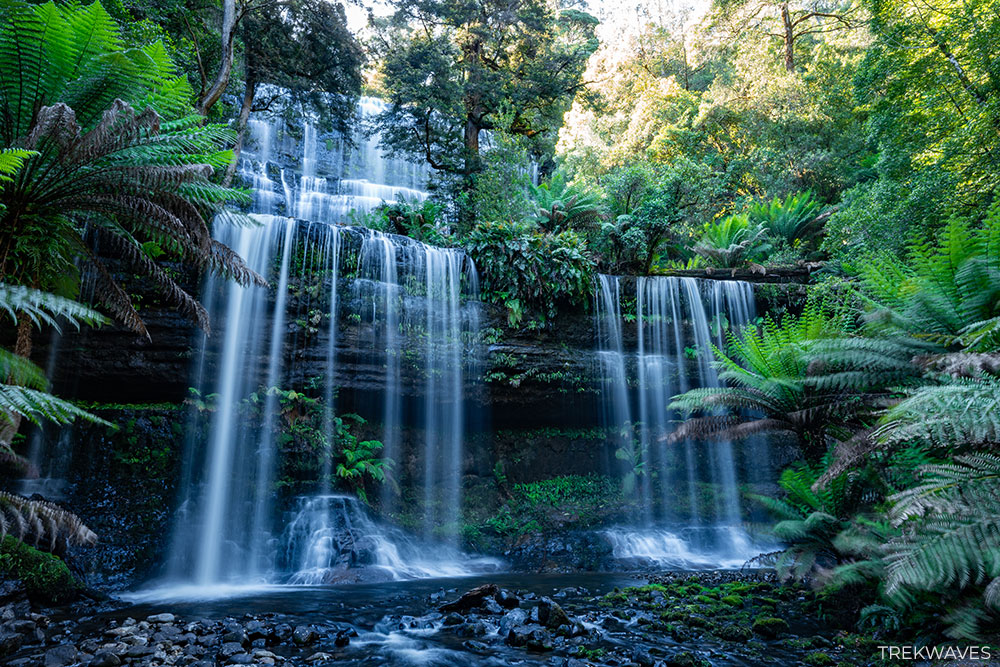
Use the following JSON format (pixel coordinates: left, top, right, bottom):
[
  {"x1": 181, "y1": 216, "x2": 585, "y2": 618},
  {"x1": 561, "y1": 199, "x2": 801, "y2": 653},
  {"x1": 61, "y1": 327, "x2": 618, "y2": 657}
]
[
  {"x1": 224, "y1": 74, "x2": 257, "y2": 187},
  {"x1": 781, "y1": 2, "x2": 795, "y2": 73},
  {"x1": 0, "y1": 316, "x2": 33, "y2": 446},
  {"x1": 197, "y1": 0, "x2": 238, "y2": 116}
]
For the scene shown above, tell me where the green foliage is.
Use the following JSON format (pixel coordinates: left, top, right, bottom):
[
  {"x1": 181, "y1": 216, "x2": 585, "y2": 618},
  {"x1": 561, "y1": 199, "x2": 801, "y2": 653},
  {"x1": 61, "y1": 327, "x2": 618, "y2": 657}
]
[
  {"x1": 244, "y1": 386, "x2": 394, "y2": 503},
  {"x1": 0, "y1": 0, "x2": 256, "y2": 335},
  {"x1": 748, "y1": 190, "x2": 826, "y2": 247},
  {"x1": 856, "y1": 210, "x2": 1000, "y2": 350},
  {"x1": 486, "y1": 474, "x2": 623, "y2": 536},
  {"x1": 0, "y1": 283, "x2": 109, "y2": 469},
  {"x1": 692, "y1": 214, "x2": 772, "y2": 268},
  {"x1": 372, "y1": 0, "x2": 599, "y2": 211},
  {"x1": 528, "y1": 172, "x2": 605, "y2": 233},
  {"x1": 669, "y1": 303, "x2": 856, "y2": 455},
  {"x1": 0, "y1": 535, "x2": 80, "y2": 603},
  {"x1": 465, "y1": 220, "x2": 595, "y2": 326}
]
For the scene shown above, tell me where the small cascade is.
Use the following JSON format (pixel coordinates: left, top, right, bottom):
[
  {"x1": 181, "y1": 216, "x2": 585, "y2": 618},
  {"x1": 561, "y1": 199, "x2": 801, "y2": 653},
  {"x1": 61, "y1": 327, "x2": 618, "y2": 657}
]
[
  {"x1": 595, "y1": 274, "x2": 767, "y2": 565},
  {"x1": 281, "y1": 496, "x2": 499, "y2": 585},
  {"x1": 164, "y1": 94, "x2": 485, "y2": 590}
]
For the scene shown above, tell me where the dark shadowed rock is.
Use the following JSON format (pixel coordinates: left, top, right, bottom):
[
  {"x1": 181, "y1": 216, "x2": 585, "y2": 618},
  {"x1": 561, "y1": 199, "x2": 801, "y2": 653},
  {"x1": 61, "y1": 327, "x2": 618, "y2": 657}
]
[
  {"x1": 44, "y1": 644, "x2": 78, "y2": 667},
  {"x1": 439, "y1": 584, "x2": 500, "y2": 613}
]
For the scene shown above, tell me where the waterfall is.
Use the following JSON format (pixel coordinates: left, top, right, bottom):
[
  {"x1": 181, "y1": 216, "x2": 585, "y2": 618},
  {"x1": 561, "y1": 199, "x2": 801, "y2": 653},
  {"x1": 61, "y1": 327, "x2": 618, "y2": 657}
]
[
  {"x1": 596, "y1": 274, "x2": 767, "y2": 566},
  {"x1": 163, "y1": 97, "x2": 493, "y2": 590}
]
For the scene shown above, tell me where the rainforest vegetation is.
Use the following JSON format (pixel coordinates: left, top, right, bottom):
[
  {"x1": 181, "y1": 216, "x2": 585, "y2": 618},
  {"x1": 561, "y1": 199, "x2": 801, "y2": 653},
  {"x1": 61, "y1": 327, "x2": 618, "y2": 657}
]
[{"x1": 0, "y1": 0, "x2": 998, "y2": 662}]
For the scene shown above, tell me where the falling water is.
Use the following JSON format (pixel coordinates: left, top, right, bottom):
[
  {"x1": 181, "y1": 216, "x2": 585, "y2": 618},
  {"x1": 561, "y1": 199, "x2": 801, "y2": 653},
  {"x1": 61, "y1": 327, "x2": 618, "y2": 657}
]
[
  {"x1": 163, "y1": 97, "x2": 490, "y2": 589},
  {"x1": 596, "y1": 274, "x2": 766, "y2": 566}
]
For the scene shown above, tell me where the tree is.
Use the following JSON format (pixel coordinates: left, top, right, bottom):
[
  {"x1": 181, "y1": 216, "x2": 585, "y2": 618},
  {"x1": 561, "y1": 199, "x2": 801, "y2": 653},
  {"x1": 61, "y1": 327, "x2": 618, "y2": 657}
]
[
  {"x1": 371, "y1": 0, "x2": 599, "y2": 218},
  {"x1": 227, "y1": 0, "x2": 364, "y2": 181},
  {"x1": 712, "y1": 0, "x2": 861, "y2": 72},
  {"x1": 825, "y1": 0, "x2": 1000, "y2": 258}
]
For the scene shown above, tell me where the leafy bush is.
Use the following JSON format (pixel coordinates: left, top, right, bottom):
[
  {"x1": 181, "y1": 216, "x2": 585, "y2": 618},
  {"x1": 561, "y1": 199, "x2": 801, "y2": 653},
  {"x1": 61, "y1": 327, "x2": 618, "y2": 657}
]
[
  {"x1": 486, "y1": 474, "x2": 623, "y2": 536},
  {"x1": 244, "y1": 386, "x2": 393, "y2": 503},
  {"x1": 466, "y1": 220, "x2": 595, "y2": 326}
]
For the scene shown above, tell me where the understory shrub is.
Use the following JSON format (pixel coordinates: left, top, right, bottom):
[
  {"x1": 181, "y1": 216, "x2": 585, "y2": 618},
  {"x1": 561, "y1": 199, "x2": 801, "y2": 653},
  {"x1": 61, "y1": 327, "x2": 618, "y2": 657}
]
[{"x1": 486, "y1": 474, "x2": 623, "y2": 536}]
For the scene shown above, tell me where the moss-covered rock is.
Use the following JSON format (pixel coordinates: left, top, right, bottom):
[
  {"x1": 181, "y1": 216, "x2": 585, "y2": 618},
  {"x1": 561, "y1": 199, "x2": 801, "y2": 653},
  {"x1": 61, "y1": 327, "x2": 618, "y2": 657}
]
[
  {"x1": 752, "y1": 615, "x2": 790, "y2": 638},
  {"x1": 0, "y1": 536, "x2": 80, "y2": 603},
  {"x1": 802, "y1": 651, "x2": 836, "y2": 666}
]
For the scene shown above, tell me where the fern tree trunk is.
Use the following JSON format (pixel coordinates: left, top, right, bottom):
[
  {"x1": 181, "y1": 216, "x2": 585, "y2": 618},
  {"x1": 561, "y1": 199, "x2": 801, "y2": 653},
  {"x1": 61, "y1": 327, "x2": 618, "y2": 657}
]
[{"x1": 0, "y1": 316, "x2": 33, "y2": 447}]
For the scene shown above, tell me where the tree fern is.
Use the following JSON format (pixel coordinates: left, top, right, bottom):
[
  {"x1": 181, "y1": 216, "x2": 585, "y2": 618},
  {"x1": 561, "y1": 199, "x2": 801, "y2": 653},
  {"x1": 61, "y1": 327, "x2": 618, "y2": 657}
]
[
  {"x1": 748, "y1": 190, "x2": 826, "y2": 246},
  {"x1": 881, "y1": 455, "x2": 1000, "y2": 638},
  {"x1": 0, "y1": 1, "x2": 260, "y2": 335},
  {"x1": 0, "y1": 491, "x2": 96, "y2": 555}
]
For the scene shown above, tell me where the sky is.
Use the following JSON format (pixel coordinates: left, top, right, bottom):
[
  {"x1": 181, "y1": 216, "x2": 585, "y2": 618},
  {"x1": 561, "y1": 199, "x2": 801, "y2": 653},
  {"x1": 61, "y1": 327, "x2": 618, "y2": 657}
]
[{"x1": 344, "y1": 0, "x2": 711, "y2": 35}]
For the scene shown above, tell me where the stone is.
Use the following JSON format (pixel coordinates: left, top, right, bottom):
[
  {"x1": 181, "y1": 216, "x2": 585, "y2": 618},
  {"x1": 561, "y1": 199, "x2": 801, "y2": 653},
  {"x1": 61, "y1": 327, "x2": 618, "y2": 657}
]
[
  {"x1": 89, "y1": 651, "x2": 121, "y2": 667},
  {"x1": 305, "y1": 652, "x2": 333, "y2": 663},
  {"x1": 227, "y1": 654, "x2": 255, "y2": 665},
  {"x1": 222, "y1": 628, "x2": 248, "y2": 647},
  {"x1": 147, "y1": 613, "x2": 176, "y2": 623},
  {"x1": 125, "y1": 645, "x2": 154, "y2": 658},
  {"x1": 218, "y1": 641, "x2": 246, "y2": 659},
  {"x1": 439, "y1": 584, "x2": 500, "y2": 613},
  {"x1": 0, "y1": 631, "x2": 23, "y2": 656},
  {"x1": 443, "y1": 612, "x2": 465, "y2": 626},
  {"x1": 499, "y1": 608, "x2": 528, "y2": 636},
  {"x1": 44, "y1": 644, "x2": 78, "y2": 667},
  {"x1": 292, "y1": 625, "x2": 318, "y2": 646}
]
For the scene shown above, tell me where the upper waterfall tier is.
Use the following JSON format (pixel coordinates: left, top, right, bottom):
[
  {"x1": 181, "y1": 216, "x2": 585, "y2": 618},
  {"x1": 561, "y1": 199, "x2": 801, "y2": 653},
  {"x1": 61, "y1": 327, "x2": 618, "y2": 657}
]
[{"x1": 240, "y1": 97, "x2": 430, "y2": 224}]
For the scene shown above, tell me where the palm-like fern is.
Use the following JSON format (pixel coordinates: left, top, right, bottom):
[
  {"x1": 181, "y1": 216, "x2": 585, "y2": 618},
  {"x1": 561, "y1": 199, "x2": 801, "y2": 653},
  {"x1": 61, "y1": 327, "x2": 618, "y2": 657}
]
[
  {"x1": 669, "y1": 304, "x2": 859, "y2": 455},
  {"x1": 858, "y1": 210, "x2": 1000, "y2": 351},
  {"x1": 692, "y1": 214, "x2": 771, "y2": 268},
  {"x1": 748, "y1": 190, "x2": 826, "y2": 246},
  {"x1": 0, "y1": 283, "x2": 110, "y2": 457},
  {"x1": 0, "y1": 1, "x2": 261, "y2": 336},
  {"x1": 881, "y1": 454, "x2": 1000, "y2": 639},
  {"x1": 0, "y1": 491, "x2": 96, "y2": 555},
  {"x1": 528, "y1": 172, "x2": 605, "y2": 232}
]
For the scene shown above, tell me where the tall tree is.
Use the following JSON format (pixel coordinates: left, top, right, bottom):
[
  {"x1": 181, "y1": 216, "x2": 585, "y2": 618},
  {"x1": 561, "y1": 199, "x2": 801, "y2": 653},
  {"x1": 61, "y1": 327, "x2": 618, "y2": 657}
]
[
  {"x1": 712, "y1": 0, "x2": 860, "y2": 72},
  {"x1": 371, "y1": 0, "x2": 599, "y2": 216},
  {"x1": 226, "y1": 0, "x2": 364, "y2": 182}
]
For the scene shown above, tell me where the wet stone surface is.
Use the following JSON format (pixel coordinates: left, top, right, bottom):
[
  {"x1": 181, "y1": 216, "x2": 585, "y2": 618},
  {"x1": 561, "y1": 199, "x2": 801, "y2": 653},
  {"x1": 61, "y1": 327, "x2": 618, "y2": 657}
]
[{"x1": 0, "y1": 572, "x2": 885, "y2": 666}]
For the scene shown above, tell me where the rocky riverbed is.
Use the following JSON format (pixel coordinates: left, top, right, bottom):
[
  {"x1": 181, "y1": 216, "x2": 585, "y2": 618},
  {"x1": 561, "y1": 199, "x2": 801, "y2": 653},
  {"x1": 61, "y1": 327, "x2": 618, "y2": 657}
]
[{"x1": 0, "y1": 572, "x2": 885, "y2": 666}]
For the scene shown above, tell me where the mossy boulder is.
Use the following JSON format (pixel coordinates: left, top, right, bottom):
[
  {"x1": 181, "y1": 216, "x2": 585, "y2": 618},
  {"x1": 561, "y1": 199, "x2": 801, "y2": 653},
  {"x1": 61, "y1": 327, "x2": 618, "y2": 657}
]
[
  {"x1": 0, "y1": 536, "x2": 80, "y2": 603},
  {"x1": 803, "y1": 652, "x2": 836, "y2": 666},
  {"x1": 751, "y1": 615, "x2": 789, "y2": 638}
]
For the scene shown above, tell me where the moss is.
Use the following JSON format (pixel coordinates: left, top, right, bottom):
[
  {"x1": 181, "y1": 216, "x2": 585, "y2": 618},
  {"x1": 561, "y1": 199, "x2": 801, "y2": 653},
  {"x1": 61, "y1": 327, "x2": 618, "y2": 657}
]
[
  {"x1": 0, "y1": 536, "x2": 80, "y2": 603},
  {"x1": 752, "y1": 616, "x2": 790, "y2": 638},
  {"x1": 720, "y1": 594, "x2": 744, "y2": 606},
  {"x1": 802, "y1": 652, "x2": 835, "y2": 666},
  {"x1": 715, "y1": 624, "x2": 753, "y2": 641}
]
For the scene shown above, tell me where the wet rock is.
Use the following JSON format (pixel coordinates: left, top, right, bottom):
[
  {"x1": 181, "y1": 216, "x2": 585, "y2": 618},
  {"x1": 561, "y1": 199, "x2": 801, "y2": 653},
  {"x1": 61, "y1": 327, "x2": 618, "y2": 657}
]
[
  {"x1": 147, "y1": 613, "x2": 175, "y2": 623},
  {"x1": 270, "y1": 623, "x2": 293, "y2": 644},
  {"x1": 666, "y1": 651, "x2": 710, "y2": 667},
  {"x1": 530, "y1": 597, "x2": 574, "y2": 630},
  {"x1": 292, "y1": 625, "x2": 318, "y2": 646},
  {"x1": 218, "y1": 641, "x2": 246, "y2": 659},
  {"x1": 88, "y1": 651, "x2": 122, "y2": 667},
  {"x1": 443, "y1": 612, "x2": 465, "y2": 626},
  {"x1": 716, "y1": 624, "x2": 752, "y2": 641},
  {"x1": 222, "y1": 627, "x2": 249, "y2": 647},
  {"x1": 126, "y1": 644, "x2": 154, "y2": 658},
  {"x1": 499, "y1": 608, "x2": 528, "y2": 636},
  {"x1": 631, "y1": 648, "x2": 655, "y2": 667},
  {"x1": 44, "y1": 644, "x2": 78, "y2": 667},
  {"x1": 497, "y1": 589, "x2": 521, "y2": 609},
  {"x1": 334, "y1": 628, "x2": 353, "y2": 647},
  {"x1": 526, "y1": 628, "x2": 554, "y2": 652},
  {"x1": 0, "y1": 630, "x2": 22, "y2": 656},
  {"x1": 305, "y1": 652, "x2": 333, "y2": 663},
  {"x1": 440, "y1": 584, "x2": 500, "y2": 613},
  {"x1": 227, "y1": 653, "x2": 255, "y2": 665},
  {"x1": 751, "y1": 616, "x2": 789, "y2": 638}
]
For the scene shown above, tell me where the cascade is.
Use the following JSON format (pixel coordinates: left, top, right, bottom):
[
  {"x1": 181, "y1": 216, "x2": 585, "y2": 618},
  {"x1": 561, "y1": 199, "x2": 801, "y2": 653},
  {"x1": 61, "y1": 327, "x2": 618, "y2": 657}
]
[
  {"x1": 163, "y1": 97, "x2": 492, "y2": 589},
  {"x1": 595, "y1": 274, "x2": 768, "y2": 566}
]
